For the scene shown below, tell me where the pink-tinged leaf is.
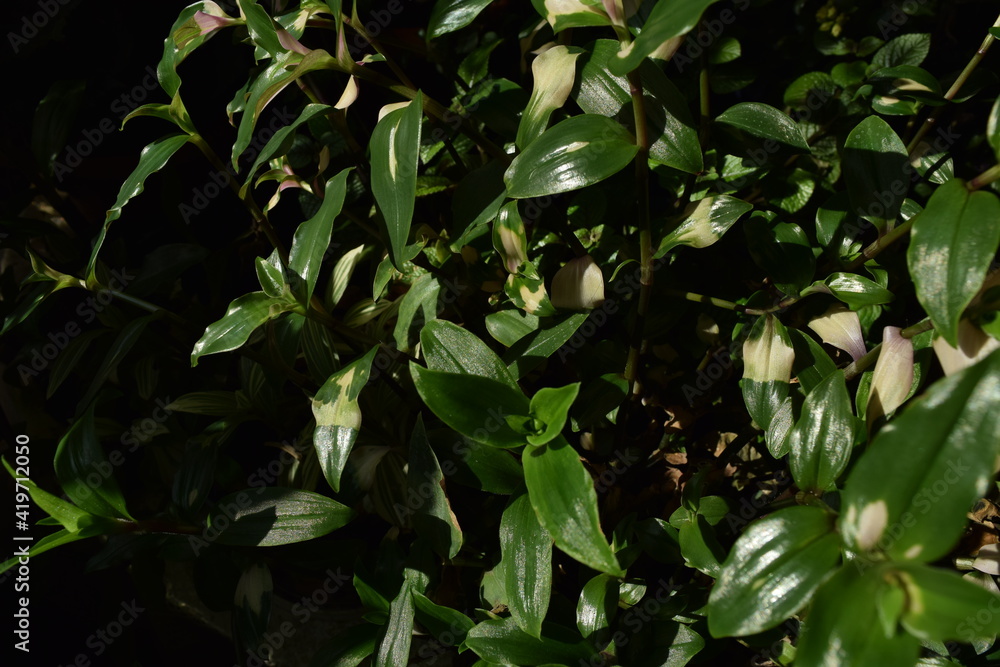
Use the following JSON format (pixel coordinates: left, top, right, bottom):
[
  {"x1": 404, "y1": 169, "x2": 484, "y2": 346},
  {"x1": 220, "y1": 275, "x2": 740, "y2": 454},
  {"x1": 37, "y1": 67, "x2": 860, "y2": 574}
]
[
  {"x1": 808, "y1": 304, "x2": 867, "y2": 362},
  {"x1": 867, "y1": 326, "x2": 914, "y2": 424}
]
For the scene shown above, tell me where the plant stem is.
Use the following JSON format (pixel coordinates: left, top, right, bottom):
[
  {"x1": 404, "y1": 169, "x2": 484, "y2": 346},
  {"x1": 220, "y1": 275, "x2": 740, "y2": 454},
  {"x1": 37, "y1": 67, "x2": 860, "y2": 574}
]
[
  {"x1": 845, "y1": 217, "x2": 915, "y2": 272},
  {"x1": 906, "y1": 12, "x2": 1000, "y2": 157},
  {"x1": 623, "y1": 69, "x2": 652, "y2": 404},
  {"x1": 843, "y1": 318, "x2": 933, "y2": 380},
  {"x1": 968, "y1": 163, "x2": 1000, "y2": 191}
]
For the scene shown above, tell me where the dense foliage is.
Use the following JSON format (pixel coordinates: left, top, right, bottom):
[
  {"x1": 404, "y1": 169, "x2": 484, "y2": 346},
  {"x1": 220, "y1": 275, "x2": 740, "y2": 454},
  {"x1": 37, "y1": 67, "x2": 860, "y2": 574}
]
[{"x1": 4, "y1": 0, "x2": 1000, "y2": 665}]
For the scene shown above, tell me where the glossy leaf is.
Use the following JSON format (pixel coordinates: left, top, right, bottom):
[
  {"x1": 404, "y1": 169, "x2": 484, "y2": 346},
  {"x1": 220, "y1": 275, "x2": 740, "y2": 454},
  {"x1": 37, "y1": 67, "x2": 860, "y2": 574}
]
[
  {"x1": 158, "y1": 2, "x2": 235, "y2": 98},
  {"x1": 421, "y1": 319, "x2": 522, "y2": 394},
  {"x1": 907, "y1": 178, "x2": 1000, "y2": 346},
  {"x1": 288, "y1": 168, "x2": 351, "y2": 302},
  {"x1": 503, "y1": 312, "x2": 588, "y2": 379},
  {"x1": 464, "y1": 617, "x2": 596, "y2": 666},
  {"x1": 805, "y1": 272, "x2": 895, "y2": 309},
  {"x1": 740, "y1": 315, "x2": 795, "y2": 431},
  {"x1": 410, "y1": 365, "x2": 530, "y2": 448},
  {"x1": 656, "y1": 194, "x2": 752, "y2": 257},
  {"x1": 530, "y1": 0, "x2": 609, "y2": 33},
  {"x1": 678, "y1": 514, "x2": 725, "y2": 577},
  {"x1": 744, "y1": 213, "x2": 814, "y2": 295},
  {"x1": 412, "y1": 591, "x2": 475, "y2": 645},
  {"x1": 505, "y1": 115, "x2": 637, "y2": 199},
  {"x1": 54, "y1": 402, "x2": 133, "y2": 520},
  {"x1": 787, "y1": 371, "x2": 854, "y2": 492},
  {"x1": 427, "y1": 0, "x2": 492, "y2": 39},
  {"x1": 87, "y1": 134, "x2": 190, "y2": 283},
  {"x1": 843, "y1": 116, "x2": 909, "y2": 233},
  {"x1": 375, "y1": 580, "x2": 415, "y2": 667},
  {"x1": 408, "y1": 417, "x2": 463, "y2": 558},
  {"x1": 190, "y1": 291, "x2": 295, "y2": 366},
  {"x1": 393, "y1": 274, "x2": 440, "y2": 354},
  {"x1": 371, "y1": 93, "x2": 423, "y2": 270},
  {"x1": 840, "y1": 349, "x2": 1000, "y2": 562},
  {"x1": 237, "y1": 0, "x2": 282, "y2": 59},
  {"x1": 517, "y1": 46, "x2": 582, "y2": 150},
  {"x1": 307, "y1": 624, "x2": 380, "y2": 667},
  {"x1": 715, "y1": 102, "x2": 810, "y2": 154},
  {"x1": 241, "y1": 103, "x2": 331, "y2": 195},
  {"x1": 3, "y1": 457, "x2": 93, "y2": 533},
  {"x1": 576, "y1": 573, "x2": 618, "y2": 644},
  {"x1": 523, "y1": 436, "x2": 624, "y2": 576},
  {"x1": 312, "y1": 347, "x2": 378, "y2": 492},
  {"x1": 894, "y1": 562, "x2": 1000, "y2": 642},
  {"x1": 574, "y1": 40, "x2": 702, "y2": 174},
  {"x1": 208, "y1": 488, "x2": 354, "y2": 546},
  {"x1": 501, "y1": 489, "x2": 553, "y2": 638},
  {"x1": 527, "y1": 383, "x2": 580, "y2": 446},
  {"x1": 708, "y1": 506, "x2": 840, "y2": 637},
  {"x1": 796, "y1": 565, "x2": 921, "y2": 667},
  {"x1": 608, "y1": 0, "x2": 719, "y2": 75}
]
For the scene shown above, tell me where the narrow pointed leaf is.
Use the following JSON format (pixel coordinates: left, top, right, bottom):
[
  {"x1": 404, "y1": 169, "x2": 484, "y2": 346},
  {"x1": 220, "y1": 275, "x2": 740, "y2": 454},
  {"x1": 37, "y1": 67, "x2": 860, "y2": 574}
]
[
  {"x1": 708, "y1": 506, "x2": 840, "y2": 637},
  {"x1": 54, "y1": 403, "x2": 134, "y2": 520},
  {"x1": 527, "y1": 383, "x2": 580, "y2": 446},
  {"x1": 516, "y1": 45, "x2": 582, "y2": 149},
  {"x1": 191, "y1": 292, "x2": 295, "y2": 365},
  {"x1": 421, "y1": 319, "x2": 522, "y2": 394},
  {"x1": 375, "y1": 580, "x2": 415, "y2": 667},
  {"x1": 408, "y1": 417, "x2": 463, "y2": 559},
  {"x1": 87, "y1": 135, "x2": 190, "y2": 283},
  {"x1": 288, "y1": 168, "x2": 351, "y2": 303},
  {"x1": 523, "y1": 436, "x2": 624, "y2": 576},
  {"x1": 501, "y1": 488, "x2": 553, "y2": 638},
  {"x1": 531, "y1": 0, "x2": 610, "y2": 33},
  {"x1": 312, "y1": 347, "x2": 378, "y2": 492},
  {"x1": 716, "y1": 102, "x2": 810, "y2": 154},
  {"x1": 656, "y1": 194, "x2": 752, "y2": 257},
  {"x1": 464, "y1": 617, "x2": 596, "y2": 665},
  {"x1": 241, "y1": 103, "x2": 331, "y2": 195},
  {"x1": 371, "y1": 93, "x2": 423, "y2": 270},
  {"x1": 427, "y1": 0, "x2": 493, "y2": 39},
  {"x1": 3, "y1": 457, "x2": 93, "y2": 532},
  {"x1": 840, "y1": 349, "x2": 1000, "y2": 562},
  {"x1": 907, "y1": 178, "x2": 1000, "y2": 346},
  {"x1": 237, "y1": 0, "x2": 283, "y2": 58},
  {"x1": 208, "y1": 488, "x2": 354, "y2": 546},
  {"x1": 787, "y1": 371, "x2": 854, "y2": 492},
  {"x1": 608, "y1": 0, "x2": 719, "y2": 75},
  {"x1": 576, "y1": 573, "x2": 618, "y2": 644},
  {"x1": 77, "y1": 315, "x2": 155, "y2": 412},
  {"x1": 505, "y1": 115, "x2": 637, "y2": 199}
]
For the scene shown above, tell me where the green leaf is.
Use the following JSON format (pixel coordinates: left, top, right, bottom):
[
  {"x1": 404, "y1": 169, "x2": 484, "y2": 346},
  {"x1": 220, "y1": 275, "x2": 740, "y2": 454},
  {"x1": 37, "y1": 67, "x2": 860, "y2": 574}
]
[
  {"x1": 988, "y1": 98, "x2": 1000, "y2": 163},
  {"x1": 87, "y1": 134, "x2": 190, "y2": 284},
  {"x1": 745, "y1": 213, "x2": 814, "y2": 295},
  {"x1": 407, "y1": 416, "x2": 463, "y2": 559},
  {"x1": 191, "y1": 291, "x2": 295, "y2": 366},
  {"x1": 530, "y1": 0, "x2": 610, "y2": 33},
  {"x1": 894, "y1": 562, "x2": 1000, "y2": 642},
  {"x1": 288, "y1": 168, "x2": 351, "y2": 303},
  {"x1": 796, "y1": 565, "x2": 921, "y2": 667},
  {"x1": 806, "y1": 272, "x2": 895, "y2": 309},
  {"x1": 255, "y1": 255, "x2": 285, "y2": 297},
  {"x1": 54, "y1": 402, "x2": 134, "y2": 520},
  {"x1": 608, "y1": 0, "x2": 720, "y2": 75},
  {"x1": 783, "y1": 72, "x2": 837, "y2": 108},
  {"x1": 237, "y1": 0, "x2": 283, "y2": 59},
  {"x1": 523, "y1": 436, "x2": 624, "y2": 576},
  {"x1": 678, "y1": 514, "x2": 726, "y2": 577},
  {"x1": 312, "y1": 347, "x2": 378, "y2": 492},
  {"x1": 501, "y1": 488, "x2": 553, "y2": 638},
  {"x1": 412, "y1": 591, "x2": 474, "y2": 645},
  {"x1": 307, "y1": 624, "x2": 380, "y2": 667},
  {"x1": 574, "y1": 40, "x2": 702, "y2": 174},
  {"x1": 410, "y1": 364, "x2": 530, "y2": 448},
  {"x1": 873, "y1": 33, "x2": 931, "y2": 68},
  {"x1": 158, "y1": 2, "x2": 235, "y2": 98},
  {"x1": 3, "y1": 457, "x2": 94, "y2": 532},
  {"x1": 843, "y1": 116, "x2": 909, "y2": 233},
  {"x1": 839, "y1": 349, "x2": 1000, "y2": 563},
  {"x1": 527, "y1": 383, "x2": 580, "y2": 446},
  {"x1": 0, "y1": 528, "x2": 97, "y2": 575},
  {"x1": 907, "y1": 179, "x2": 1000, "y2": 346},
  {"x1": 505, "y1": 115, "x2": 637, "y2": 199},
  {"x1": 241, "y1": 103, "x2": 331, "y2": 196},
  {"x1": 576, "y1": 573, "x2": 618, "y2": 645},
  {"x1": 371, "y1": 93, "x2": 423, "y2": 270},
  {"x1": 421, "y1": 320, "x2": 523, "y2": 393},
  {"x1": 503, "y1": 312, "x2": 588, "y2": 379},
  {"x1": 375, "y1": 580, "x2": 415, "y2": 667},
  {"x1": 208, "y1": 488, "x2": 354, "y2": 546},
  {"x1": 427, "y1": 0, "x2": 493, "y2": 39},
  {"x1": 715, "y1": 102, "x2": 810, "y2": 154},
  {"x1": 393, "y1": 274, "x2": 441, "y2": 354},
  {"x1": 327, "y1": 244, "x2": 366, "y2": 309},
  {"x1": 464, "y1": 617, "x2": 596, "y2": 666},
  {"x1": 232, "y1": 49, "x2": 337, "y2": 166},
  {"x1": 740, "y1": 314, "x2": 795, "y2": 431},
  {"x1": 708, "y1": 506, "x2": 840, "y2": 637},
  {"x1": 787, "y1": 371, "x2": 855, "y2": 492},
  {"x1": 656, "y1": 194, "x2": 752, "y2": 257}
]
